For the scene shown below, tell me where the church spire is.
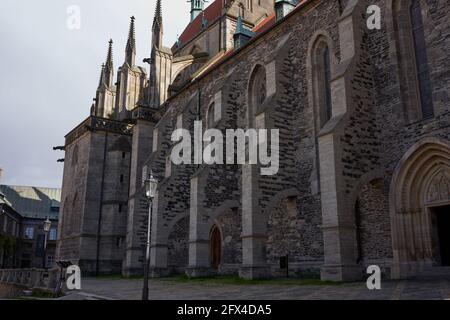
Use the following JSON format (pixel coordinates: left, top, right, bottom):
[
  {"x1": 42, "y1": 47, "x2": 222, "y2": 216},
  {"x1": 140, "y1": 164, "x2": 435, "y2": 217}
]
[
  {"x1": 98, "y1": 63, "x2": 105, "y2": 87},
  {"x1": 233, "y1": 14, "x2": 255, "y2": 49},
  {"x1": 104, "y1": 39, "x2": 114, "y2": 87},
  {"x1": 152, "y1": 0, "x2": 163, "y2": 49},
  {"x1": 126, "y1": 16, "x2": 136, "y2": 66},
  {"x1": 153, "y1": 0, "x2": 162, "y2": 29},
  {"x1": 189, "y1": 0, "x2": 208, "y2": 22},
  {"x1": 106, "y1": 39, "x2": 113, "y2": 68}
]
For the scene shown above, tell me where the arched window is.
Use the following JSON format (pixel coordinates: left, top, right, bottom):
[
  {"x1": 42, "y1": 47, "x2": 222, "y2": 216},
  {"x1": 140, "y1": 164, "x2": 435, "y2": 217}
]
[
  {"x1": 248, "y1": 65, "x2": 267, "y2": 125},
  {"x1": 207, "y1": 103, "x2": 215, "y2": 128},
  {"x1": 238, "y1": 3, "x2": 245, "y2": 19},
  {"x1": 322, "y1": 47, "x2": 332, "y2": 123},
  {"x1": 72, "y1": 145, "x2": 79, "y2": 167},
  {"x1": 70, "y1": 193, "x2": 78, "y2": 235},
  {"x1": 311, "y1": 39, "x2": 332, "y2": 129},
  {"x1": 61, "y1": 196, "x2": 70, "y2": 237},
  {"x1": 246, "y1": 0, "x2": 253, "y2": 12},
  {"x1": 410, "y1": 0, "x2": 434, "y2": 119},
  {"x1": 210, "y1": 225, "x2": 222, "y2": 269},
  {"x1": 394, "y1": 0, "x2": 434, "y2": 122}
]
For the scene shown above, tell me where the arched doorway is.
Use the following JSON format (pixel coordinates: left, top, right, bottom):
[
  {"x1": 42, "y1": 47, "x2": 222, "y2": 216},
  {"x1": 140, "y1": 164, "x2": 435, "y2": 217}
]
[
  {"x1": 210, "y1": 225, "x2": 222, "y2": 269},
  {"x1": 390, "y1": 139, "x2": 450, "y2": 279},
  {"x1": 427, "y1": 171, "x2": 450, "y2": 266}
]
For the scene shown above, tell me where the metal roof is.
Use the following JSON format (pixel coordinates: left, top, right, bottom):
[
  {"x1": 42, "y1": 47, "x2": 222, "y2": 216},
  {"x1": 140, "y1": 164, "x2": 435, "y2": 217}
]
[
  {"x1": 0, "y1": 191, "x2": 13, "y2": 207},
  {"x1": 0, "y1": 185, "x2": 61, "y2": 220}
]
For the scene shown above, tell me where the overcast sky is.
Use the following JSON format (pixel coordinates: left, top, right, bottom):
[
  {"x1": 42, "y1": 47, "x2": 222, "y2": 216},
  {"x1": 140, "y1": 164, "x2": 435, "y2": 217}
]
[{"x1": 0, "y1": 0, "x2": 192, "y2": 188}]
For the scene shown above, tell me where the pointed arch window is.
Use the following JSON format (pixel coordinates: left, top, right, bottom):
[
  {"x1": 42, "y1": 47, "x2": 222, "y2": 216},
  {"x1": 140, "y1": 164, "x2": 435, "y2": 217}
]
[
  {"x1": 207, "y1": 102, "x2": 215, "y2": 128},
  {"x1": 238, "y1": 4, "x2": 245, "y2": 19},
  {"x1": 248, "y1": 65, "x2": 267, "y2": 125},
  {"x1": 71, "y1": 193, "x2": 78, "y2": 235},
  {"x1": 61, "y1": 196, "x2": 69, "y2": 237},
  {"x1": 410, "y1": 0, "x2": 434, "y2": 119},
  {"x1": 394, "y1": 0, "x2": 434, "y2": 122},
  {"x1": 322, "y1": 46, "x2": 332, "y2": 123},
  {"x1": 72, "y1": 145, "x2": 79, "y2": 167},
  {"x1": 246, "y1": 0, "x2": 253, "y2": 12},
  {"x1": 312, "y1": 39, "x2": 332, "y2": 129}
]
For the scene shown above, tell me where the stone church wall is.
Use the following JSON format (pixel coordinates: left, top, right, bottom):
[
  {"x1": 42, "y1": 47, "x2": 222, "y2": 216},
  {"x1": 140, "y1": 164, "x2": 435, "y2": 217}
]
[
  {"x1": 58, "y1": 121, "x2": 132, "y2": 275},
  {"x1": 146, "y1": 0, "x2": 346, "y2": 276},
  {"x1": 355, "y1": 179, "x2": 392, "y2": 276},
  {"x1": 59, "y1": 0, "x2": 450, "y2": 280},
  {"x1": 369, "y1": 0, "x2": 450, "y2": 173},
  {"x1": 167, "y1": 216, "x2": 189, "y2": 274}
]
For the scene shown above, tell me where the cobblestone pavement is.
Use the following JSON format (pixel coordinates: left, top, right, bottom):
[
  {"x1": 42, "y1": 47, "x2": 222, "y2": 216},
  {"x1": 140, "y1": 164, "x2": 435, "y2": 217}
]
[{"x1": 58, "y1": 277, "x2": 450, "y2": 300}]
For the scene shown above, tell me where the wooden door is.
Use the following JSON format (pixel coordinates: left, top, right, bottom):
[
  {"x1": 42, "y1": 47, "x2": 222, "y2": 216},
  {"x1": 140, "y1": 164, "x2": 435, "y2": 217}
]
[{"x1": 210, "y1": 226, "x2": 222, "y2": 269}]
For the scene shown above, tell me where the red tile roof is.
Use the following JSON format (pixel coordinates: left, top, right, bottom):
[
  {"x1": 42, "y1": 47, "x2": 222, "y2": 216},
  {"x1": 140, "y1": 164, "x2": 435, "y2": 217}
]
[
  {"x1": 196, "y1": 11, "x2": 277, "y2": 76},
  {"x1": 252, "y1": 0, "x2": 308, "y2": 35},
  {"x1": 185, "y1": 0, "x2": 310, "y2": 79},
  {"x1": 174, "y1": 0, "x2": 311, "y2": 51},
  {"x1": 174, "y1": 0, "x2": 224, "y2": 50},
  {"x1": 252, "y1": 12, "x2": 276, "y2": 35},
  {"x1": 167, "y1": 0, "x2": 317, "y2": 104}
]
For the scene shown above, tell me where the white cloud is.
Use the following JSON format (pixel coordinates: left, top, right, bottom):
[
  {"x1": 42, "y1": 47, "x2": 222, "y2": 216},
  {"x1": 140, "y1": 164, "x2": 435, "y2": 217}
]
[{"x1": 0, "y1": 0, "x2": 193, "y2": 188}]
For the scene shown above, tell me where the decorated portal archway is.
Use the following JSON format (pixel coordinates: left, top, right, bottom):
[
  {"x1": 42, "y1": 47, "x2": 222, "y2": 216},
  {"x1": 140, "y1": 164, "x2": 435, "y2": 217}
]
[{"x1": 390, "y1": 138, "x2": 450, "y2": 279}]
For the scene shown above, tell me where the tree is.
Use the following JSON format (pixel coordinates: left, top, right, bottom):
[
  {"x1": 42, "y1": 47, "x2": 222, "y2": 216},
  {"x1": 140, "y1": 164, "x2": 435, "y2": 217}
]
[{"x1": 0, "y1": 234, "x2": 17, "y2": 268}]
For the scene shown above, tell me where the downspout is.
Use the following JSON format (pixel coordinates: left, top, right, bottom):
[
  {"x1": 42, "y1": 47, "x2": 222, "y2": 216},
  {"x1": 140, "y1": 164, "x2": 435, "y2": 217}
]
[{"x1": 96, "y1": 130, "x2": 109, "y2": 275}]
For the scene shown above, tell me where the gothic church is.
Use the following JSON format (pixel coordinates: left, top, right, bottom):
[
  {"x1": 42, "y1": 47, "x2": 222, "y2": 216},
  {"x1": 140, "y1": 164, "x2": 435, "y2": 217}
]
[{"x1": 57, "y1": 0, "x2": 450, "y2": 281}]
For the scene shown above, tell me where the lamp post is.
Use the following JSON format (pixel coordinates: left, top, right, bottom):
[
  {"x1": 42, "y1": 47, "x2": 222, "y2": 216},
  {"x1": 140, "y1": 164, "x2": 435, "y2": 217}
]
[
  {"x1": 42, "y1": 217, "x2": 51, "y2": 269},
  {"x1": 142, "y1": 171, "x2": 158, "y2": 301}
]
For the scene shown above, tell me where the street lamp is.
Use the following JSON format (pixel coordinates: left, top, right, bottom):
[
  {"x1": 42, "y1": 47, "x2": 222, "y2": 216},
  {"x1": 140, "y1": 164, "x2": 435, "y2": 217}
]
[
  {"x1": 42, "y1": 217, "x2": 52, "y2": 269},
  {"x1": 142, "y1": 170, "x2": 158, "y2": 301}
]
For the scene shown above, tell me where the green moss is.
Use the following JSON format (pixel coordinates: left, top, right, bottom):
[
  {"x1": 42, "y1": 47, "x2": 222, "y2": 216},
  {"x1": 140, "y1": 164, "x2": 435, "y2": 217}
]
[
  {"x1": 31, "y1": 288, "x2": 54, "y2": 299},
  {"x1": 92, "y1": 274, "x2": 342, "y2": 286},
  {"x1": 95, "y1": 274, "x2": 143, "y2": 280},
  {"x1": 165, "y1": 275, "x2": 342, "y2": 286}
]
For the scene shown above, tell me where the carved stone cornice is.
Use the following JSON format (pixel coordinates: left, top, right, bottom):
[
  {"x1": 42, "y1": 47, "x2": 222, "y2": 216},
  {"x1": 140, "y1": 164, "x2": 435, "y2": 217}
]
[
  {"x1": 65, "y1": 116, "x2": 133, "y2": 146},
  {"x1": 131, "y1": 106, "x2": 163, "y2": 123}
]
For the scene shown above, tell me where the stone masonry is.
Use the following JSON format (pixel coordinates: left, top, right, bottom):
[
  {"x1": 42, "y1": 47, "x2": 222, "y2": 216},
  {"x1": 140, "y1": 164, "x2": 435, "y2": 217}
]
[{"x1": 57, "y1": 0, "x2": 450, "y2": 281}]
